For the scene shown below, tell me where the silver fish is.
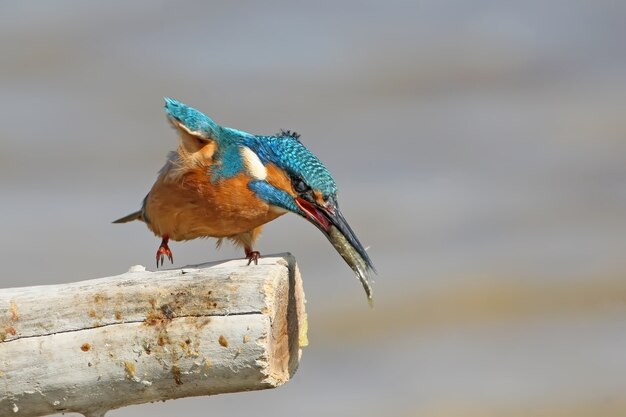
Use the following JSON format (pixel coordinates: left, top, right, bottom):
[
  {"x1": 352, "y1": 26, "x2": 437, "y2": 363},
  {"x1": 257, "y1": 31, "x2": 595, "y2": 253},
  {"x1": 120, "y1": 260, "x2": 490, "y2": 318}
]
[{"x1": 328, "y1": 224, "x2": 375, "y2": 306}]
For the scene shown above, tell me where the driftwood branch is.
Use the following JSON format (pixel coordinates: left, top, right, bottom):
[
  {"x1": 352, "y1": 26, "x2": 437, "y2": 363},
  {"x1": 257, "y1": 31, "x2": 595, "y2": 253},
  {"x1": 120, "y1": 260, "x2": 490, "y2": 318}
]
[{"x1": 0, "y1": 253, "x2": 307, "y2": 417}]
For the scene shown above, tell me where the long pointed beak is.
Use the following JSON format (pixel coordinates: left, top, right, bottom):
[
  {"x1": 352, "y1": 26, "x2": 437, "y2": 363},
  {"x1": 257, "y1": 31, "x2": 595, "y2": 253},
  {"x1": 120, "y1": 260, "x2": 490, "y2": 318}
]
[{"x1": 296, "y1": 196, "x2": 376, "y2": 303}]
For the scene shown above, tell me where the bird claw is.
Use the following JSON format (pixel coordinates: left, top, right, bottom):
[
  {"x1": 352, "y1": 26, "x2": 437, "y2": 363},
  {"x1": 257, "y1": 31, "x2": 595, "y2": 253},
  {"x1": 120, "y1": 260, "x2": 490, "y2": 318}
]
[
  {"x1": 245, "y1": 250, "x2": 260, "y2": 266},
  {"x1": 156, "y1": 238, "x2": 174, "y2": 268}
]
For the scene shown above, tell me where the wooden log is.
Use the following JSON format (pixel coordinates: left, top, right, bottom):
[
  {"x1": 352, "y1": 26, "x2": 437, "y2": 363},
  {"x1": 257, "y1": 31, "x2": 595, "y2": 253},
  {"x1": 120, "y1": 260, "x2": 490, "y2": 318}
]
[{"x1": 0, "y1": 253, "x2": 307, "y2": 417}]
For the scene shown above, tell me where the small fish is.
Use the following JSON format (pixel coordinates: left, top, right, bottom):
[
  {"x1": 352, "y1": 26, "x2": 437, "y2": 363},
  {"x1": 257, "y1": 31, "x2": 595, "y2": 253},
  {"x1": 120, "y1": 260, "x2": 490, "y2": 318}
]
[{"x1": 328, "y1": 225, "x2": 375, "y2": 306}]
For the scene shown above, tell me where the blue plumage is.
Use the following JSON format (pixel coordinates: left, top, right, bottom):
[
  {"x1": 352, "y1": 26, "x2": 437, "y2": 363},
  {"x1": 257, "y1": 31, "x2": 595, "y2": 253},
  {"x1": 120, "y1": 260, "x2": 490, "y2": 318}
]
[
  {"x1": 164, "y1": 97, "x2": 221, "y2": 140},
  {"x1": 165, "y1": 98, "x2": 337, "y2": 198},
  {"x1": 247, "y1": 134, "x2": 337, "y2": 198},
  {"x1": 248, "y1": 180, "x2": 299, "y2": 212}
]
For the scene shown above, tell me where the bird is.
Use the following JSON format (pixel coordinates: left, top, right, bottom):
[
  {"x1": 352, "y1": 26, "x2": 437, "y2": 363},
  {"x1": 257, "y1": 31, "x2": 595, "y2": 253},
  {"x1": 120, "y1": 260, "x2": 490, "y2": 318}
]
[{"x1": 114, "y1": 98, "x2": 375, "y2": 301}]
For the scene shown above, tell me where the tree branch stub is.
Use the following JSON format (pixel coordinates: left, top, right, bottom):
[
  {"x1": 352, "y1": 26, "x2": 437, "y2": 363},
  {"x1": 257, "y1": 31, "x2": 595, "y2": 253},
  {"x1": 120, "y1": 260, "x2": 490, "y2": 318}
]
[{"x1": 0, "y1": 253, "x2": 307, "y2": 417}]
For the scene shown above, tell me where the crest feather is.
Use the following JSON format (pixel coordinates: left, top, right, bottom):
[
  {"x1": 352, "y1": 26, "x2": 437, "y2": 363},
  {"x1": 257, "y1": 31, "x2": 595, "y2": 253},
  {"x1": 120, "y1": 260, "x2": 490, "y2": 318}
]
[{"x1": 277, "y1": 129, "x2": 301, "y2": 141}]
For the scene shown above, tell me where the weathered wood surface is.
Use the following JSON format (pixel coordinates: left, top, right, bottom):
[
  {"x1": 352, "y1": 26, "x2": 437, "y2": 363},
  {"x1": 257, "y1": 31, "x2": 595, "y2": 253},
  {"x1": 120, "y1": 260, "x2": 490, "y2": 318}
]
[{"x1": 0, "y1": 253, "x2": 307, "y2": 417}]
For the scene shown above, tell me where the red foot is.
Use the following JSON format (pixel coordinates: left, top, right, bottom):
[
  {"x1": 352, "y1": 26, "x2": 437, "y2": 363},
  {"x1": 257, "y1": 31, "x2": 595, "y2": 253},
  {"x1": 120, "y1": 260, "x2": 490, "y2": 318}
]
[
  {"x1": 245, "y1": 249, "x2": 261, "y2": 266},
  {"x1": 156, "y1": 236, "x2": 174, "y2": 267}
]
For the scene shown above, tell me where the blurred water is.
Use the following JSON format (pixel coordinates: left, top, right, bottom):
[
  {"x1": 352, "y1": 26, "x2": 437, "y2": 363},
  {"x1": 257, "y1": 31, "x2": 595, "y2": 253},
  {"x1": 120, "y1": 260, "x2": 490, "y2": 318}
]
[{"x1": 1, "y1": 1, "x2": 626, "y2": 415}]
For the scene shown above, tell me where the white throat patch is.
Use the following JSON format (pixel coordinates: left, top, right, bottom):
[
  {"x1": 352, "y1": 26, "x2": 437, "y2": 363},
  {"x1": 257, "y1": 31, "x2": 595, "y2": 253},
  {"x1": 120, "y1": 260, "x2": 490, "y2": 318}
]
[{"x1": 240, "y1": 146, "x2": 267, "y2": 180}]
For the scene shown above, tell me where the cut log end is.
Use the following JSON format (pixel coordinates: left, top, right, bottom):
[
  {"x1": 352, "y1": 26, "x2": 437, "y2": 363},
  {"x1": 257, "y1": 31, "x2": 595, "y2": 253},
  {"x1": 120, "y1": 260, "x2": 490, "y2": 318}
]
[{"x1": 0, "y1": 253, "x2": 307, "y2": 417}]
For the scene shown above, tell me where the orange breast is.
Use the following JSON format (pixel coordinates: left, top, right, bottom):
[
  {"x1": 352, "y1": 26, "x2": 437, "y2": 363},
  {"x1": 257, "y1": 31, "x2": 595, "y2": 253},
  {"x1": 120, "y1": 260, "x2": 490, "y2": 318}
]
[{"x1": 144, "y1": 168, "x2": 285, "y2": 241}]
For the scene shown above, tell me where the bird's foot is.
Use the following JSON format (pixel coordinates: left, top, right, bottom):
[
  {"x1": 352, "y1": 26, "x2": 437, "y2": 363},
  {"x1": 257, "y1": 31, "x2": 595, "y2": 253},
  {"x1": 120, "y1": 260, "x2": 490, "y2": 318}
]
[
  {"x1": 245, "y1": 249, "x2": 261, "y2": 266},
  {"x1": 156, "y1": 236, "x2": 174, "y2": 267}
]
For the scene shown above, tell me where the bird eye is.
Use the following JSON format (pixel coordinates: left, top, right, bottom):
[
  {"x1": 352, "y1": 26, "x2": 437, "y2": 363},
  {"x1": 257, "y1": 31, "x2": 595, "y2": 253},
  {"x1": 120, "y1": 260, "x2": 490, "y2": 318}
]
[{"x1": 294, "y1": 179, "x2": 309, "y2": 194}]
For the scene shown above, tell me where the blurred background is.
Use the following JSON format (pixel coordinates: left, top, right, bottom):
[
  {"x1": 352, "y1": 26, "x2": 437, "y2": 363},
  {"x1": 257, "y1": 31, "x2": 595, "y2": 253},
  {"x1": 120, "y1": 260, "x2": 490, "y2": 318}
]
[{"x1": 2, "y1": 1, "x2": 626, "y2": 415}]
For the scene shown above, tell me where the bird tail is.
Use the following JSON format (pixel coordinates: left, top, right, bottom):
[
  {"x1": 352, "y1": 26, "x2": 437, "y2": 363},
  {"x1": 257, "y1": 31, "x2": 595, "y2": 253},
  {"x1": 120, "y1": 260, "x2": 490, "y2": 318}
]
[{"x1": 112, "y1": 210, "x2": 143, "y2": 224}]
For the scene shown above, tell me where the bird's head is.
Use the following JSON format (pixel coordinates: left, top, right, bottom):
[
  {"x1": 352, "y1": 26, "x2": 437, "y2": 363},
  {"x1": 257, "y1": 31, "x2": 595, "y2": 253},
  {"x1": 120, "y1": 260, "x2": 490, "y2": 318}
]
[
  {"x1": 244, "y1": 131, "x2": 376, "y2": 301},
  {"x1": 163, "y1": 98, "x2": 376, "y2": 301}
]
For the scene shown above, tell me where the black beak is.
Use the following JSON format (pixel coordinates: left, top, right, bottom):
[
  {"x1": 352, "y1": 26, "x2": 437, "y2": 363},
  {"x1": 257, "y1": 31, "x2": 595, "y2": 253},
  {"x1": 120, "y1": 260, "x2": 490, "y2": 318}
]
[{"x1": 295, "y1": 196, "x2": 376, "y2": 302}]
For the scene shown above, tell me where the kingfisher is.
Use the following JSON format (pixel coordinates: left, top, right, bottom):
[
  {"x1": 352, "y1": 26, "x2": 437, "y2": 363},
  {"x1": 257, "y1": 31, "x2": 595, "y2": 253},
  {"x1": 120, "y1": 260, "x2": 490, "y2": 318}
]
[{"x1": 114, "y1": 98, "x2": 375, "y2": 301}]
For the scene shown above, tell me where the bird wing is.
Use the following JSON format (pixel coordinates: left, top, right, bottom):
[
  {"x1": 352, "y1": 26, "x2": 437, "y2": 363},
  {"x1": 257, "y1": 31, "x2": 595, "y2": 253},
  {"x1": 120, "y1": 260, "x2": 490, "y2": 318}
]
[
  {"x1": 163, "y1": 98, "x2": 258, "y2": 180},
  {"x1": 164, "y1": 97, "x2": 222, "y2": 157}
]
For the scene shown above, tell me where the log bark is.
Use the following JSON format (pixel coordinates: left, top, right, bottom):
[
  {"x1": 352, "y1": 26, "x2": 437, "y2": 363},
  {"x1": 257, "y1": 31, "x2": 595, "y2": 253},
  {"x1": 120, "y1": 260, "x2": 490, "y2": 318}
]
[{"x1": 0, "y1": 253, "x2": 307, "y2": 417}]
